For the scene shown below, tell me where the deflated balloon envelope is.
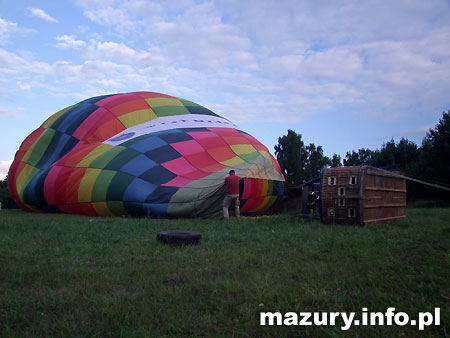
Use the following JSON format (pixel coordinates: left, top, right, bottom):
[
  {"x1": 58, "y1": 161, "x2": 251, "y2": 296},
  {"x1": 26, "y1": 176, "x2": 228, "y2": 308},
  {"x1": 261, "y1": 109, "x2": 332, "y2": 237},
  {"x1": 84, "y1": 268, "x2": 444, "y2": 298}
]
[{"x1": 8, "y1": 92, "x2": 285, "y2": 217}]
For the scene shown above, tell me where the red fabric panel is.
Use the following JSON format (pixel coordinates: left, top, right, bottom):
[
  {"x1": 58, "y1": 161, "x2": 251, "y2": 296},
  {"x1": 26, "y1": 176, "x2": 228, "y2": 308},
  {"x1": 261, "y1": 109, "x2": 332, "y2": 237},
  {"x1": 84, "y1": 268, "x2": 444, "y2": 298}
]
[
  {"x1": 44, "y1": 166, "x2": 63, "y2": 205},
  {"x1": 64, "y1": 168, "x2": 87, "y2": 204},
  {"x1": 7, "y1": 161, "x2": 32, "y2": 210},
  {"x1": 191, "y1": 133, "x2": 228, "y2": 149},
  {"x1": 162, "y1": 157, "x2": 197, "y2": 175},
  {"x1": 15, "y1": 127, "x2": 45, "y2": 162},
  {"x1": 201, "y1": 162, "x2": 228, "y2": 173},
  {"x1": 54, "y1": 143, "x2": 97, "y2": 167},
  {"x1": 255, "y1": 179, "x2": 263, "y2": 196},
  {"x1": 170, "y1": 140, "x2": 204, "y2": 156},
  {"x1": 184, "y1": 152, "x2": 218, "y2": 170},
  {"x1": 78, "y1": 203, "x2": 99, "y2": 216},
  {"x1": 206, "y1": 147, "x2": 236, "y2": 162},
  {"x1": 241, "y1": 178, "x2": 253, "y2": 200},
  {"x1": 182, "y1": 171, "x2": 209, "y2": 180},
  {"x1": 52, "y1": 167, "x2": 76, "y2": 204},
  {"x1": 95, "y1": 93, "x2": 140, "y2": 109},
  {"x1": 207, "y1": 127, "x2": 240, "y2": 136},
  {"x1": 109, "y1": 99, "x2": 150, "y2": 117},
  {"x1": 72, "y1": 107, "x2": 111, "y2": 140},
  {"x1": 222, "y1": 135, "x2": 249, "y2": 146},
  {"x1": 136, "y1": 92, "x2": 175, "y2": 99},
  {"x1": 242, "y1": 196, "x2": 266, "y2": 212},
  {"x1": 241, "y1": 133, "x2": 268, "y2": 151},
  {"x1": 85, "y1": 117, "x2": 125, "y2": 143}
]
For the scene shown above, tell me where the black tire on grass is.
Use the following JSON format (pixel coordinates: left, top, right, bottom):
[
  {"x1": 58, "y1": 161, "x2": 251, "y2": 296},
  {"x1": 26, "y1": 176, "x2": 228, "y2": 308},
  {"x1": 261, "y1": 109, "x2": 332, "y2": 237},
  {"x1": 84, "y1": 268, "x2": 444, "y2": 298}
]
[{"x1": 156, "y1": 230, "x2": 202, "y2": 245}]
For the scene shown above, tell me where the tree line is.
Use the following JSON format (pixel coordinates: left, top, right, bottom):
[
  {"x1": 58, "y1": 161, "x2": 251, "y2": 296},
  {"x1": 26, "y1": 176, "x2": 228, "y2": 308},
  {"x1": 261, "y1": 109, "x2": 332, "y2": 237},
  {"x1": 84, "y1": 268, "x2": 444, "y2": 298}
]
[{"x1": 275, "y1": 110, "x2": 450, "y2": 201}]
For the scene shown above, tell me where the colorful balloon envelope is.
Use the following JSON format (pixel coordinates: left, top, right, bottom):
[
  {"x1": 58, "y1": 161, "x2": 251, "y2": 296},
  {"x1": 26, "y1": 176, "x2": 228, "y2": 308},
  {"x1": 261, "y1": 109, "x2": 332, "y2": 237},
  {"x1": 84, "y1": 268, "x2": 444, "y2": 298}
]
[{"x1": 8, "y1": 92, "x2": 285, "y2": 217}]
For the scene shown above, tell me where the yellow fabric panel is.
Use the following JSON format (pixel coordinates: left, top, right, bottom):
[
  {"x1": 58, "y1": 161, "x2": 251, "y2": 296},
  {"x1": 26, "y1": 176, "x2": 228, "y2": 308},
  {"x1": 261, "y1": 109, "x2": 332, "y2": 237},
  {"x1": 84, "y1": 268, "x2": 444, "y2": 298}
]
[
  {"x1": 259, "y1": 196, "x2": 277, "y2": 211},
  {"x1": 16, "y1": 164, "x2": 38, "y2": 199},
  {"x1": 145, "y1": 97, "x2": 184, "y2": 107},
  {"x1": 231, "y1": 144, "x2": 257, "y2": 156},
  {"x1": 259, "y1": 150, "x2": 272, "y2": 161},
  {"x1": 118, "y1": 109, "x2": 158, "y2": 128},
  {"x1": 92, "y1": 202, "x2": 114, "y2": 217},
  {"x1": 42, "y1": 105, "x2": 74, "y2": 128},
  {"x1": 107, "y1": 201, "x2": 127, "y2": 216},
  {"x1": 21, "y1": 128, "x2": 55, "y2": 165},
  {"x1": 78, "y1": 168, "x2": 102, "y2": 202},
  {"x1": 220, "y1": 156, "x2": 245, "y2": 166},
  {"x1": 261, "y1": 179, "x2": 269, "y2": 196},
  {"x1": 77, "y1": 144, "x2": 113, "y2": 167},
  {"x1": 245, "y1": 164, "x2": 269, "y2": 179}
]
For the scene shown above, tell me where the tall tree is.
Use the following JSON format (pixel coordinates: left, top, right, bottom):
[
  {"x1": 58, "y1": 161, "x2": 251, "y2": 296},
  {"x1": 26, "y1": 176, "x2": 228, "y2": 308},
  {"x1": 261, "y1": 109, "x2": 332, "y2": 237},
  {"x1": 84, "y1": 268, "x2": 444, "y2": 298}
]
[
  {"x1": 305, "y1": 143, "x2": 330, "y2": 179},
  {"x1": 330, "y1": 154, "x2": 342, "y2": 167},
  {"x1": 420, "y1": 110, "x2": 450, "y2": 184},
  {"x1": 343, "y1": 148, "x2": 374, "y2": 166},
  {"x1": 274, "y1": 129, "x2": 308, "y2": 181},
  {"x1": 274, "y1": 130, "x2": 331, "y2": 181}
]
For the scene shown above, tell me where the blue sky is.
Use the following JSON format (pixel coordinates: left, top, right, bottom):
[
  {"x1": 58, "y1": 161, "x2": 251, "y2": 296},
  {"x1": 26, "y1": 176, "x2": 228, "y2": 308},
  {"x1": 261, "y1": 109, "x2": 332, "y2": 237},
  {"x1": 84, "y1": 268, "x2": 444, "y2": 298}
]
[{"x1": 1, "y1": 0, "x2": 450, "y2": 179}]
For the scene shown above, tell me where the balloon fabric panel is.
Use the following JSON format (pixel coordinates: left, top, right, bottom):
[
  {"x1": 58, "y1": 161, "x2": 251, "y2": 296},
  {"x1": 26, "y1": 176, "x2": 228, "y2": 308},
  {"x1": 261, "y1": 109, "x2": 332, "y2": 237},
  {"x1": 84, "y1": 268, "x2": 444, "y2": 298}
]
[{"x1": 8, "y1": 91, "x2": 285, "y2": 218}]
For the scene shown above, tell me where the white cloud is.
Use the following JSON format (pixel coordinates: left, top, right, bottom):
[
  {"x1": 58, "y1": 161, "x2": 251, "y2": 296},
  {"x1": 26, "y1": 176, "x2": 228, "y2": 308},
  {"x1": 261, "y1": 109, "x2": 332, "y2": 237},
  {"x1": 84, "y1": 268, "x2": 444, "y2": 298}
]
[
  {"x1": 0, "y1": 158, "x2": 13, "y2": 180},
  {"x1": 0, "y1": 17, "x2": 19, "y2": 44},
  {"x1": 0, "y1": 106, "x2": 22, "y2": 118},
  {"x1": 56, "y1": 35, "x2": 86, "y2": 49},
  {"x1": 16, "y1": 81, "x2": 31, "y2": 91},
  {"x1": 28, "y1": 8, "x2": 58, "y2": 23},
  {"x1": 0, "y1": 17, "x2": 35, "y2": 44}
]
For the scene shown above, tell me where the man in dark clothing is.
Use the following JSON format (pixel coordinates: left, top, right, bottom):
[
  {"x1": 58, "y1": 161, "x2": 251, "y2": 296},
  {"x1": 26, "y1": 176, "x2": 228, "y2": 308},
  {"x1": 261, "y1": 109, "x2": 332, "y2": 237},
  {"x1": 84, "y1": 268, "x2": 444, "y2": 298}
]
[{"x1": 223, "y1": 170, "x2": 240, "y2": 218}]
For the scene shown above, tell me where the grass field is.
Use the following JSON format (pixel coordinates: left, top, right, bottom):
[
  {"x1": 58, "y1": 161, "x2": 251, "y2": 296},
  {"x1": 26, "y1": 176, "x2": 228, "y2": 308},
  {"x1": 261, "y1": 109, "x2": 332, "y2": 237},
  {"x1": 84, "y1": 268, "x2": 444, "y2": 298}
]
[{"x1": 0, "y1": 208, "x2": 449, "y2": 337}]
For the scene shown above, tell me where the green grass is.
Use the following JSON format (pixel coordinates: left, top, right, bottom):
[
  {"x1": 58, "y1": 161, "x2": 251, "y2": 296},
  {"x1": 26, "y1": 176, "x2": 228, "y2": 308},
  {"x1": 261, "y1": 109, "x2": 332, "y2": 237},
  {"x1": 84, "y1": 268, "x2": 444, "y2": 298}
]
[{"x1": 0, "y1": 209, "x2": 449, "y2": 337}]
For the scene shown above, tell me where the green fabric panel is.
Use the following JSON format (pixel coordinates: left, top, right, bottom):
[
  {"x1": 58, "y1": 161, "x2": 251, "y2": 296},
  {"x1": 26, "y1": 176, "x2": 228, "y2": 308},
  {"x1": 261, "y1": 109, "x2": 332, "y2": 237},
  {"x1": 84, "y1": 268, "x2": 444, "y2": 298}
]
[
  {"x1": 168, "y1": 191, "x2": 223, "y2": 218},
  {"x1": 104, "y1": 148, "x2": 140, "y2": 170},
  {"x1": 19, "y1": 167, "x2": 41, "y2": 201},
  {"x1": 106, "y1": 201, "x2": 127, "y2": 216},
  {"x1": 47, "y1": 105, "x2": 78, "y2": 130},
  {"x1": 106, "y1": 171, "x2": 135, "y2": 201},
  {"x1": 35, "y1": 130, "x2": 62, "y2": 168},
  {"x1": 119, "y1": 134, "x2": 150, "y2": 147},
  {"x1": 240, "y1": 152, "x2": 261, "y2": 162},
  {"x1": 193, "y1": 193, "x2": 223, "y2": 217},
  {"x1": 123, "y1": 202, "x2": 145, "y2": 216},
  {"x1": 89, "y1": 146, "x2": 126, "y2": 169},
  {"x1": 26, "y1": 128, "x2": 56, "y2": 166},
  {"x1": 167, "y1": 201, "x2": 196, "y2": 217},
  {"x1": 267, "y1": 180, "x2": 274, "y2": 196},
  {"x1": 178, "y1": 99, "x2": 219, "y2": 117},
  {"x1": 178, "y1": 98, "x2": 203, "y2": 107},
  {"x1": 152, "y1": 105, "x2": 190, "y2": 117},
  {"x1": 91, "y1": 170, "x2": 116, "y2": 202}
]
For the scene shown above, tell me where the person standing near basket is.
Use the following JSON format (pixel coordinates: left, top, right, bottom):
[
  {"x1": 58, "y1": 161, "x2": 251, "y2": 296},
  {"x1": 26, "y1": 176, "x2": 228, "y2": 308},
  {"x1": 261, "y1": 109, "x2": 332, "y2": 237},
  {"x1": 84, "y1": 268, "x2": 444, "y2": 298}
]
[{"x1": 223, "y1": 170, "x2": 240, "y2": 218}]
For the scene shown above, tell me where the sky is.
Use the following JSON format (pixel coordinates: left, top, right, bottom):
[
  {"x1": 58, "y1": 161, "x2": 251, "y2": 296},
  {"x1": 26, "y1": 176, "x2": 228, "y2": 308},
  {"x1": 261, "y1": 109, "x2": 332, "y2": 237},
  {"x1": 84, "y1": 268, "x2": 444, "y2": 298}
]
[{"x1": 1, "y1": 0, "x2": 450, "y2": 179}]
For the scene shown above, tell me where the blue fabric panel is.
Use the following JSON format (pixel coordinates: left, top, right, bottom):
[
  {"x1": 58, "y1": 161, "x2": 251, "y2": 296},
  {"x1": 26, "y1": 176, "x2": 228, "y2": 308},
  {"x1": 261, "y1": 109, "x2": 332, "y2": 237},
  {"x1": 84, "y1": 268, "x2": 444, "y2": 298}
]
[
  {"x1": 142, "y1": 203, "x2": 169, "y2": 217},
  {"x1": 36, "y1": 133, "x2": 77, "y2": 170},
  {"x1": 139, "y1": 165, "x2": 177, "y2": 185},
  {"x1": 83, "y1": 94, "x2": 114, "y2": 105},
  {"x1": 57, "y1": 103, "x2": 98, "y2": 134},
  {"x1": 129, "y1": 136, "x2": 167, "y2": 153},
  {"x1": 123, "y1": 178, "x2": 157, "y2": 203},
  {"x1": 145, "y1": 145, "x2": 181, "y2": 164},
  {"x1": 145, "y1": 186, "x2": 178, "y2": 204},
  {"x1": 157, "y1": 130, "x2": 193, "y2": 144},
  {"x1": 23, "y1": 170, "x2": 48, "y2": 208},
  {"x1": 119, "y1": 154, "x2": 158, "y2": 176}
]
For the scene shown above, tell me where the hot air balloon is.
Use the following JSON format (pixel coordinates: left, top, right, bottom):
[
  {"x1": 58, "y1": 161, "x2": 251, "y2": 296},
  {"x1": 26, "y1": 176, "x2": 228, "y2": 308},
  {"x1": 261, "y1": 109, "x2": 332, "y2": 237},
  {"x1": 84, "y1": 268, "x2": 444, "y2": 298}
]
[{"x1": 8, "y1": 92, "x2": 285, "y2": 218}]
